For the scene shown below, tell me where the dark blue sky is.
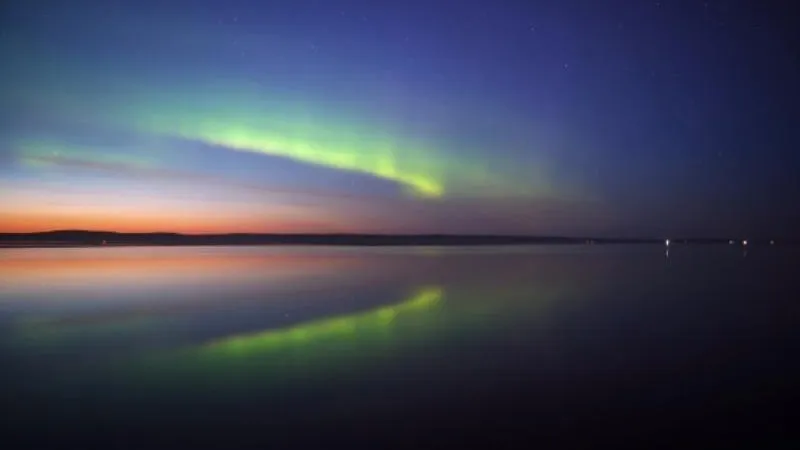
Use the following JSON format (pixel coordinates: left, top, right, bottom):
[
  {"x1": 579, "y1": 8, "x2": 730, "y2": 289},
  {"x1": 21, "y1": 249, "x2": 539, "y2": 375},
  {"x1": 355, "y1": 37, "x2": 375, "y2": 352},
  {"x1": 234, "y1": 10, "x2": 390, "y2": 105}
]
[{"x1": 1, "y1": 0, "x2": 798, "y2": 237}]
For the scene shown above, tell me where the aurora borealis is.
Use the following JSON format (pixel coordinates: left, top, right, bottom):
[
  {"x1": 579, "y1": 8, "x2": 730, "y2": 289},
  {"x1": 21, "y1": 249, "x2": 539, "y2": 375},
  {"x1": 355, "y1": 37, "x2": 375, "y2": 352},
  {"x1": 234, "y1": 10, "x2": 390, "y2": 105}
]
[{"x1": 1, "y1": 0, "x2": 798, "y2": 236}]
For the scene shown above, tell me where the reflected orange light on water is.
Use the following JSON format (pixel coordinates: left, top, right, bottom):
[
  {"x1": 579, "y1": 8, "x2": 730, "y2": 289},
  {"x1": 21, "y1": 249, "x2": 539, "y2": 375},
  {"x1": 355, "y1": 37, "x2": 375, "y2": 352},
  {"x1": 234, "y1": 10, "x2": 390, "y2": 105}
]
[{"x1": 0, "y1": 247, "x2": 365, "y2": 295}]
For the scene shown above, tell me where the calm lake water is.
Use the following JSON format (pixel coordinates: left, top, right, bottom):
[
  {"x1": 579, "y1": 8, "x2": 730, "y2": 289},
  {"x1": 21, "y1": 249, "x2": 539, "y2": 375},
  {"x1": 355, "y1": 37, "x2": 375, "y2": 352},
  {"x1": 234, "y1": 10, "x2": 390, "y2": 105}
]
[{"x1": 1, "y1": 245, "x2": 798, "y2": 447}]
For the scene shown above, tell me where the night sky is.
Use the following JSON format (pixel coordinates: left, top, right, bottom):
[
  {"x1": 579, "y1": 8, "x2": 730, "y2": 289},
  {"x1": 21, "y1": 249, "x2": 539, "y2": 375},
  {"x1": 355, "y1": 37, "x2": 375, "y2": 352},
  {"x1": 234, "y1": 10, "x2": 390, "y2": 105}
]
[{"x1": 1, "y1": 0, "x2": 798, "y2": 237}]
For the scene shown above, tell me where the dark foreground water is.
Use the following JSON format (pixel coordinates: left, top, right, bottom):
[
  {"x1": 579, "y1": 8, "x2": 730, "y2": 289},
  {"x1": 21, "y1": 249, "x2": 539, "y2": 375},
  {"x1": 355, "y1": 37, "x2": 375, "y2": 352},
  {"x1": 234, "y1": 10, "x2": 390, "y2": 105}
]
[{"x1": 1, "y1": 245, "x2": 798, "y2": 448}]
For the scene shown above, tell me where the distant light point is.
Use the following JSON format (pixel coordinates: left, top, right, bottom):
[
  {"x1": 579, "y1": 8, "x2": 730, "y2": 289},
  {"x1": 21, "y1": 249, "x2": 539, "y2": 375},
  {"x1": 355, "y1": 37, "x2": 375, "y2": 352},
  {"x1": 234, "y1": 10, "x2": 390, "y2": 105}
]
[
  {"x1": 665, "y1": 239, "x2": 670, "y2": 246},
  {"x1": 743, "y1": 240, "x2": 748, "y2": 246}
]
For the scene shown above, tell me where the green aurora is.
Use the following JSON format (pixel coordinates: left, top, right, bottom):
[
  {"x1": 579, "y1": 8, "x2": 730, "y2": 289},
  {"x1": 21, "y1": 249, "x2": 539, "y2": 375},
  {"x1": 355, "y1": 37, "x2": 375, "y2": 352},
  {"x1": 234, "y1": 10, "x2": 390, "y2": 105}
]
[{"x1": 6, "y1": 64, "x2": 552, "y2": 201}]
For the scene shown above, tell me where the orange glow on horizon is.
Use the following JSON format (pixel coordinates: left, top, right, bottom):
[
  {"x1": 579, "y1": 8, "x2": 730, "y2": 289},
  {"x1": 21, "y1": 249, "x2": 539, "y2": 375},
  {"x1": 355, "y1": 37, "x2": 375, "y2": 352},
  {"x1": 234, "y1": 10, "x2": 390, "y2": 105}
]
[
  {"x1": 0, "y1": 211, "x2": 352, "y2": 234},
  {"x1": 0, "y1": 183, "x2": 368, "y2": 234}
]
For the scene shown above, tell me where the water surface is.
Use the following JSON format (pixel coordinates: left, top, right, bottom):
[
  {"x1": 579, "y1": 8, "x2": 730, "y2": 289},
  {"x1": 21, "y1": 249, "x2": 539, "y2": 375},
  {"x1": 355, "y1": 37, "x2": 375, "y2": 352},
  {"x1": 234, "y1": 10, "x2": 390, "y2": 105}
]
[{"x1": 1, "y1": 245, "x2": 797, "y2": 447}]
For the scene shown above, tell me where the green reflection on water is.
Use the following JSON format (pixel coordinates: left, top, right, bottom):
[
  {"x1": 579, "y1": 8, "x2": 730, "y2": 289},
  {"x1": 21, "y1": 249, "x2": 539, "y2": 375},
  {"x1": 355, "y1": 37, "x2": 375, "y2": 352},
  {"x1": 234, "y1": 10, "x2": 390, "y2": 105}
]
[
  {"x1": 203, "y1": 286, "x2": 442, "y2": 356},
  {"x1": 124, "y1": 286, "x2": 445, "y2": 392}
]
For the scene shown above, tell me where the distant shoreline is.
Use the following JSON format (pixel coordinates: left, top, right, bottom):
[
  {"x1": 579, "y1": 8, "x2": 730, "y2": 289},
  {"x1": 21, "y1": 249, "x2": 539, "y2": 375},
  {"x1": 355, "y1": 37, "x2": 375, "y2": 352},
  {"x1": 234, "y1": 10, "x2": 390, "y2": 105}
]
[{"x1": 0, "y1": 231, "x2": 791, "y2": 248}]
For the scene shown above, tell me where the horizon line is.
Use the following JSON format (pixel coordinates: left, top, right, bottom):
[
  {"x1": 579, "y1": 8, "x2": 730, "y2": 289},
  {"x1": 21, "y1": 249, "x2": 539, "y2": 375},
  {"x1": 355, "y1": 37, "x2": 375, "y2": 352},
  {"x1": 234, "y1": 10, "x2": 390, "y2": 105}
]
[{"x1": 0, "y1": 229, "x2": 791, "y2": 242}]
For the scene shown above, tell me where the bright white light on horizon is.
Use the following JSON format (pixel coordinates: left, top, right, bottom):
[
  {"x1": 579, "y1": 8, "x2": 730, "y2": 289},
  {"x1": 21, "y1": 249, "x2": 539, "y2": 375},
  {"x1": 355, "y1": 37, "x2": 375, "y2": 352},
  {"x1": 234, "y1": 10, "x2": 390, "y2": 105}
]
[{"x1": 665, "y1": 239, "x2": 670, "y2": 246}]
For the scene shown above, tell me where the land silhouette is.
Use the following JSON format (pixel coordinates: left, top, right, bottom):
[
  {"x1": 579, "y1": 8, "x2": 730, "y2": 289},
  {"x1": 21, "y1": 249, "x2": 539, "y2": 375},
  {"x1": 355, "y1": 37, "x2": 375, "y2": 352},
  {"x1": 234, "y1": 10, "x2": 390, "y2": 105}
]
[{"x1": 0, "y1": 230, "x2": 788, "y2": 248}]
